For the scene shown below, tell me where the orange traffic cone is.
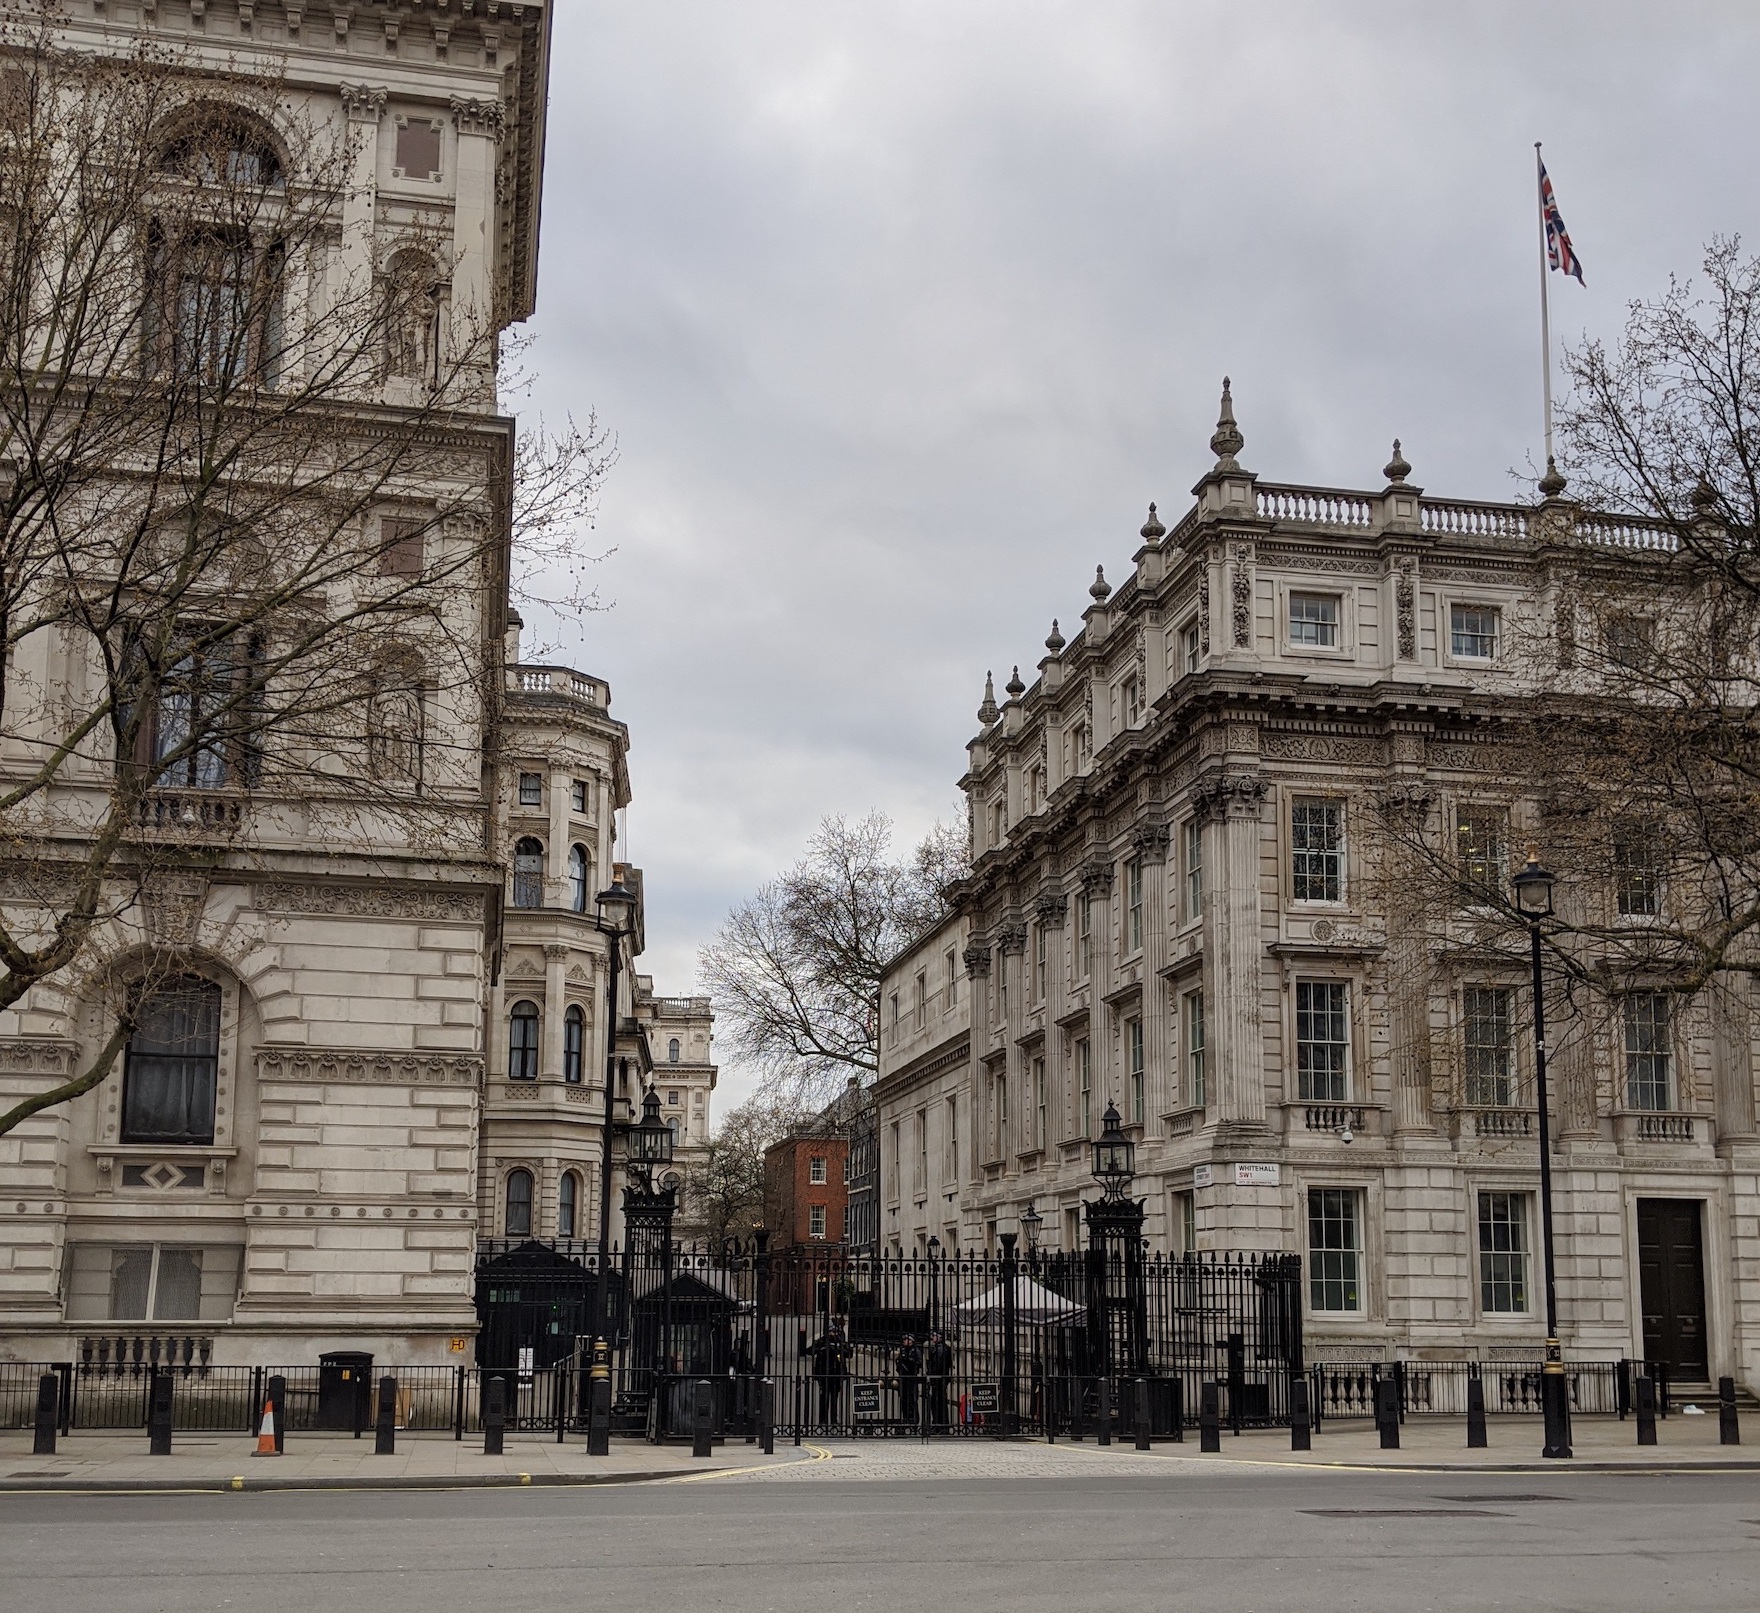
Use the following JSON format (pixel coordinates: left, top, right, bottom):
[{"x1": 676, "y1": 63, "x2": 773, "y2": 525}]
[{"x1": 252, "y1": 1397, "x2": 279, "y2": 1457}]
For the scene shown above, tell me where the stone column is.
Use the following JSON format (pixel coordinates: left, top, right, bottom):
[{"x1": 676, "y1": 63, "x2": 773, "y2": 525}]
[
  {"x1": 449, "y1": 97, "x2": 503, "y2": 350},
  {"x1": 542, "y1": 944, "x2": 568, "y2": 1080},
  {"x1": 997, "y1": 920, "x2": 1028, "y2": 1163},
  {"x1": 1199, "y1": 774, "x2": 1268, "y2": 1130},
  {"x1": 1082, "y1": 860, "x2": 1116, "y2": 1123},
  {"x1": 1036, "y1": 891, "x2": 1069, "y2": 1150},
  {"x1": 338, "y1": 85, "x2": 387, "y2": 287},
  {"x1": 1133, "y1": 820, "x2": 1172, "y2": 1122},
  {"x1": 548, "y1": 764, "x2": 570, "y2": 896}
]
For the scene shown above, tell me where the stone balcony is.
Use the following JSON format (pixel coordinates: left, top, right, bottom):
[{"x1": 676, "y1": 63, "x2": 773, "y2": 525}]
[{"x1": 505, "y1": 663, "x2": 609, "y2": 711}]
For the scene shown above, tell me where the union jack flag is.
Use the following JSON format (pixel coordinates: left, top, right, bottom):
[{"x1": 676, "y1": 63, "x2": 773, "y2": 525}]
[{"x1": 1540, "y1": 159, "x2": 1584, "y2": 284}]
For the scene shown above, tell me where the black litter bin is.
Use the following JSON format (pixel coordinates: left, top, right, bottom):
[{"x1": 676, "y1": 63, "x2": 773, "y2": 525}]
[{"x1": 317, "y1": 1351, "x2": 375, "y2": 1430}]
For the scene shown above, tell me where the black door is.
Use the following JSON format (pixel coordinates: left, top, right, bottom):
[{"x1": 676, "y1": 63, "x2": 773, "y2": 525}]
[{"x1": 1637, "y1": 1199, "x2": 1708, "y2": 1378}]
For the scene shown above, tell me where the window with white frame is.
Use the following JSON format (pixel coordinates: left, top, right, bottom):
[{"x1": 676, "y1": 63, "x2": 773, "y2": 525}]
[
  {"x1": 1123, "y1": 676, "x2": 1142, "y2": 726},
  {"x1": 1291, "y1": 798, "x2": 1344, "y2": 902},
  {"x1": 1181, "y1": 621, "x2": 1201, "y2": 674},
  {"x1": 945, "y1": 947, "x2": 959, "y2": 1006},
  {"x1": 1127, "y1": 1018, "x2": 1145, "y2": 1124},
  {"x1": 809, "y1": 1204, "x2": 827, "y2": 1239},
  {"x1": 915, "y1": 1112, "x2": 928, "y2": 1194},
  {"x1": 1624, "y1": 994, "x2": 1673, "y2": 1110},
  {"x1": 1077, "y1": 1037, "x2": 1092, "y2": 1137},
  {"x1": 1127, "y1": 859, "x2": 1144, "y2": 953},
  {"x1": 1034, "y1": 1055, "x2": 1047, "y2": 1150},
  {"x1": 517, "y1": 771, "x2": 542, "y2": 807},
  {"x1": 915, "y1": 970, "x2": 928, "y2": 1028},
  {"x1": 1183, "y1": 817, "x2": 1203, "y2": 923},
  {"x1": 1307, "y1": 1188, "x2": 1362, "y2": 1312},
  {"x1": 571, "y1": 778, "x2": 588, "y2": 813},
  {"x1": 1455, "y1": 806, "x2": 1507, "y2": 901},
  {"x1": 1170, "y1": 1190, "x2": 1197, "y2": 1254},
  {"x1": 1450, "y1": 603, "x2": 1500, "y2": 660},
  {"x1": 1289, "y1": 592, "x2": 1341, "y2": 649},
  {"x1": 1035, "y1": 925, "x2": 1047, "y2": 1000},
  {"x1": 1183, "y1": 988, "x2": 1206, "y2": 1108},
  {"x1": 809, "y1": 1155, "x2": 827, "y2": 1185},
  {"x1": 1078, "y1": 894, "x2": 1093, "y2": 979},
  {"x1": 1295, "y1": 981, "x2": 1350, "y2": 1101},
  {"x1": 1463, "y1": 987, "x2": 1515, "y2": 1107},
  {"x1": 945, "y1": 1096, "x2": 959, "y2": 1183},
  {"x1": 1477, "y1": 1191, "x2": 1530, "y2": 1313},
  {"x1": 1614, "y1": 824, "x2": 1663, "y2": 917}
]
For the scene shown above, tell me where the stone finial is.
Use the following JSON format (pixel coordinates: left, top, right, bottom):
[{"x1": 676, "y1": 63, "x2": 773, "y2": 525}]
[
  {"x1": 1538, "y1": 455, "x2": 1568, "y2": 499},
  {"x1": 1089, "y1": 565, "x2": 1111, "y2": 603},
  {"x1": 1692, "y1": 476, "x2": 1718, "y2": 513},
  {"x1": 1045, "y1": 619, "x2": 1066, "y2": 653},
  {"x1": 1383, "y1": 439, "x2": 1411, "y2": 485},
  {"x1": 978, "y1": 671, "x2": 999, "y2": 726},
  {"x1": 1209, "y1": 376, "x2": 1245, "y2": 471},
  {"x1": 1139, "y1": 502, "x2": 1165, "y2": 542},
  {"x1": 1005, "y1": 666, "x2": 1025, "y2": 698}
]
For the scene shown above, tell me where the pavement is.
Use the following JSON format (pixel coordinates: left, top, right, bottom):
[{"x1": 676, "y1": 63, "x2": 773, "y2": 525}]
[
  {"x1": 0, "y1": 1428, "x2": 818, "y2": 1492},
  {"x1": 1, "y1": 1407, "x2": 1749, "y2": 1492}
]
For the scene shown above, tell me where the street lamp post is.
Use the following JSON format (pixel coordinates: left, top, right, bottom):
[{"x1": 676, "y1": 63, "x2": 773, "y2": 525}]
[
  {"x1": 1512, "y1": 847, "x2": 1572, "y2": 1460},
  {"x1": 586, "y1": 869, "x2": 637, "y2": 1456}
]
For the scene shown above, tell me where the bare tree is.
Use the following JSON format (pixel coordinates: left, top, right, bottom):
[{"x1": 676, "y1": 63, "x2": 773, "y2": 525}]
[
  {"x1": 699, "y1": 814, "x2": 965, "y2": 1109},
  {"x1": 0, "y1": 18, "x2": 610, "y2": 1136},
  {"x1": 686, "y1": 1095, "x2": 797, "y2": 1245},
  {"x1": 1370, "y1": 240, "x2": 1760, "y2": 1063}
]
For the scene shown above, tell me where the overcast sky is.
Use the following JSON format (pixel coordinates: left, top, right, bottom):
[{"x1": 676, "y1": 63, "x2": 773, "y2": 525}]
[{"x1": 517, "y1": 2, "x2": 1760, "y2": 1111}]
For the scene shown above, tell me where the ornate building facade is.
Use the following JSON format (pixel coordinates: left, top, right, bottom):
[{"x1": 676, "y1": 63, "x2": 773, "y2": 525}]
[
  {"x1": 877, "y1": 388, "x2": 1760, "y2": 1394},
  {"x1": 0, "y1": 1, "x2": 715, "y2": 1370}
]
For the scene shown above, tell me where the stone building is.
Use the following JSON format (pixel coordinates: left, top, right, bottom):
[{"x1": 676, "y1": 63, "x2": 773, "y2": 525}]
[
  {"x1": 876, "y1": 386, "x2": 1760, "y2": 1395},
  {"x1": 0, "y1": 1, "x2": 714, "y2": 1370}
]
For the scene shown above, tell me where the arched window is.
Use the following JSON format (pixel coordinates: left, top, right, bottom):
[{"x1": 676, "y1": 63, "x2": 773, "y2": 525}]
[
  {"x1": 668, "y1": 1037, "x2": 680, "y2": 1063},
  {"x1": 568, "y1": 844, "x2": 589, "y2": 913},
  {"x1": 512, "y1": 837, "x2": 544, "y2": 909},
  {"x1": 508, "y1": 1001, "x2": 540, "y2": 1080},
  {"x1": 160, "y1": 112, "x2": 284, "y2": 188},
  {"x1": 563, "y1": 1005, "x2": 584, "y2": 1084},
  {"x1": 558, "y1": 1170, "x2": 579, "y2": 1238},
  {"x1": 123, "y1": 977, "x2": 222, "y2": 1144},
  {"x1": 504, "y1": 1168, "x2": 533, "y2": 1237}
]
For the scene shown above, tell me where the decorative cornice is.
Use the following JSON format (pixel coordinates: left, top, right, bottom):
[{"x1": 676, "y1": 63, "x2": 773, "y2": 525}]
[
  {"x1": 1079, "y1": 859, "x2": 1115, "y2": 894},
  {"x1": 0, "y1": 1040, "x2": 80, "y2": 1076},
  {"x1": 1033, "y1": 891, "x2": 1068, "y2": 927},
  {"x1": 340, "y1": 83, "x2": 389, "y2": 121},
  {"x1": 451, "y1": 96, "x2": 505, "y2": 139},
  {"x1": 1192, "y1": 772, "x2": 1268, "y2": 822},
  {"x1": 253, "y1": 882, "x2": 484, "y2": 922},
  {"x1": 257, "y1": 1050, "x2": 482, "y2": 1086}
]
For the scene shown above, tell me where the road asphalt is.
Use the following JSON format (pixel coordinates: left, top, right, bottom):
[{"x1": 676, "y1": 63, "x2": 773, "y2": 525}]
[{"x1": 2, "y1": 1439, "x2": 1756, "y2": 1613}]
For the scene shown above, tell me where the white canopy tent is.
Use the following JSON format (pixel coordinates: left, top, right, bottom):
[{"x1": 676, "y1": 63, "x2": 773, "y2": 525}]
[{"x1": 954, "y1": 1275, "x2": 1086, "y2": 1326}]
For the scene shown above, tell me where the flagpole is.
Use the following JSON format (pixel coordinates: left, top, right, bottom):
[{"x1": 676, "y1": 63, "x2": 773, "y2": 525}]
[{"x1": 1535, "y1": 141, "x2": 1555, "y2": 468}]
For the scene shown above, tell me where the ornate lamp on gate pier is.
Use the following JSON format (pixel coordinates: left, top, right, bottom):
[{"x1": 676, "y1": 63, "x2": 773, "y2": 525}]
[
  {"x1": 1512, "y1": 846, "x2": 1572, "y2": 1460},
  {"x1": 1084, "y1": 1104, "x2": 1149, "y2": 1387}
]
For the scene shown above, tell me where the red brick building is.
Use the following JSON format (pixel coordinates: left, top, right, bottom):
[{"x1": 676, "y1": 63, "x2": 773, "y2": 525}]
[{"x1": 763, "y1": 1133, "x2": 850, "y2": 1316}]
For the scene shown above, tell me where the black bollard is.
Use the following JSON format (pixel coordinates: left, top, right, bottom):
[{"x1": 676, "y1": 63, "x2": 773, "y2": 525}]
[
  {"x1": 1097, "y1": 1375, "x2": 1111, "y2": 1447},
  {"x1": 33, "y1": 1373, "x2": 58, "y2": 1457},
  {"x1": 148, "y1": 1368, "x2": 174, "y2": 1456},
  {"x1": 760, "y1": 1377, "x2": 775, "y2": 1456},
  {"x1": 484, "y1": 1373, "x2": 506, "y2": 1457},
  {"x1": 266, "y1": 1373, "x2": 286, "y2": 1455},
  {"x1": 1135, "y1": 1379, "x2": 1152, "y2": 1451},
  {"x1": 1199, "y1": 1381, "x2": 1221, "y2": 1453},
  {"x1": 1169, "y1": 1376, "x2": 1184, "y2": 1444},
  {"x1": 1719, "y1": 1377, "x2": 1740, "y2": 1447},
  {"x1": 1466, "y1": 1367, "x2": 1488, "y2": 1449},
  {"x1": 375, "y1": 1375, "x2": 397, "y2": 1455},
  {"x1": 1376, "y1": 1376, "x2": 1400, "y2": 1450},
  {"x1": 1635, "y1": 1374, "x2": 1657, "y2": 1447},
  {"x1": 1290, "y1": 1375, "x2": 1311, "y2": 1452},
  {"x1": 693, "y1": 1378, "x2": 714, "y2": 1459}
]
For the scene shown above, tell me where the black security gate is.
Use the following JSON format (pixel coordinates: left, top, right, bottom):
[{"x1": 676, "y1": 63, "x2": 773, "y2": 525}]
[{"x1": 473, "y1": 1237, "x2": 1303, "y2": 1441}]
